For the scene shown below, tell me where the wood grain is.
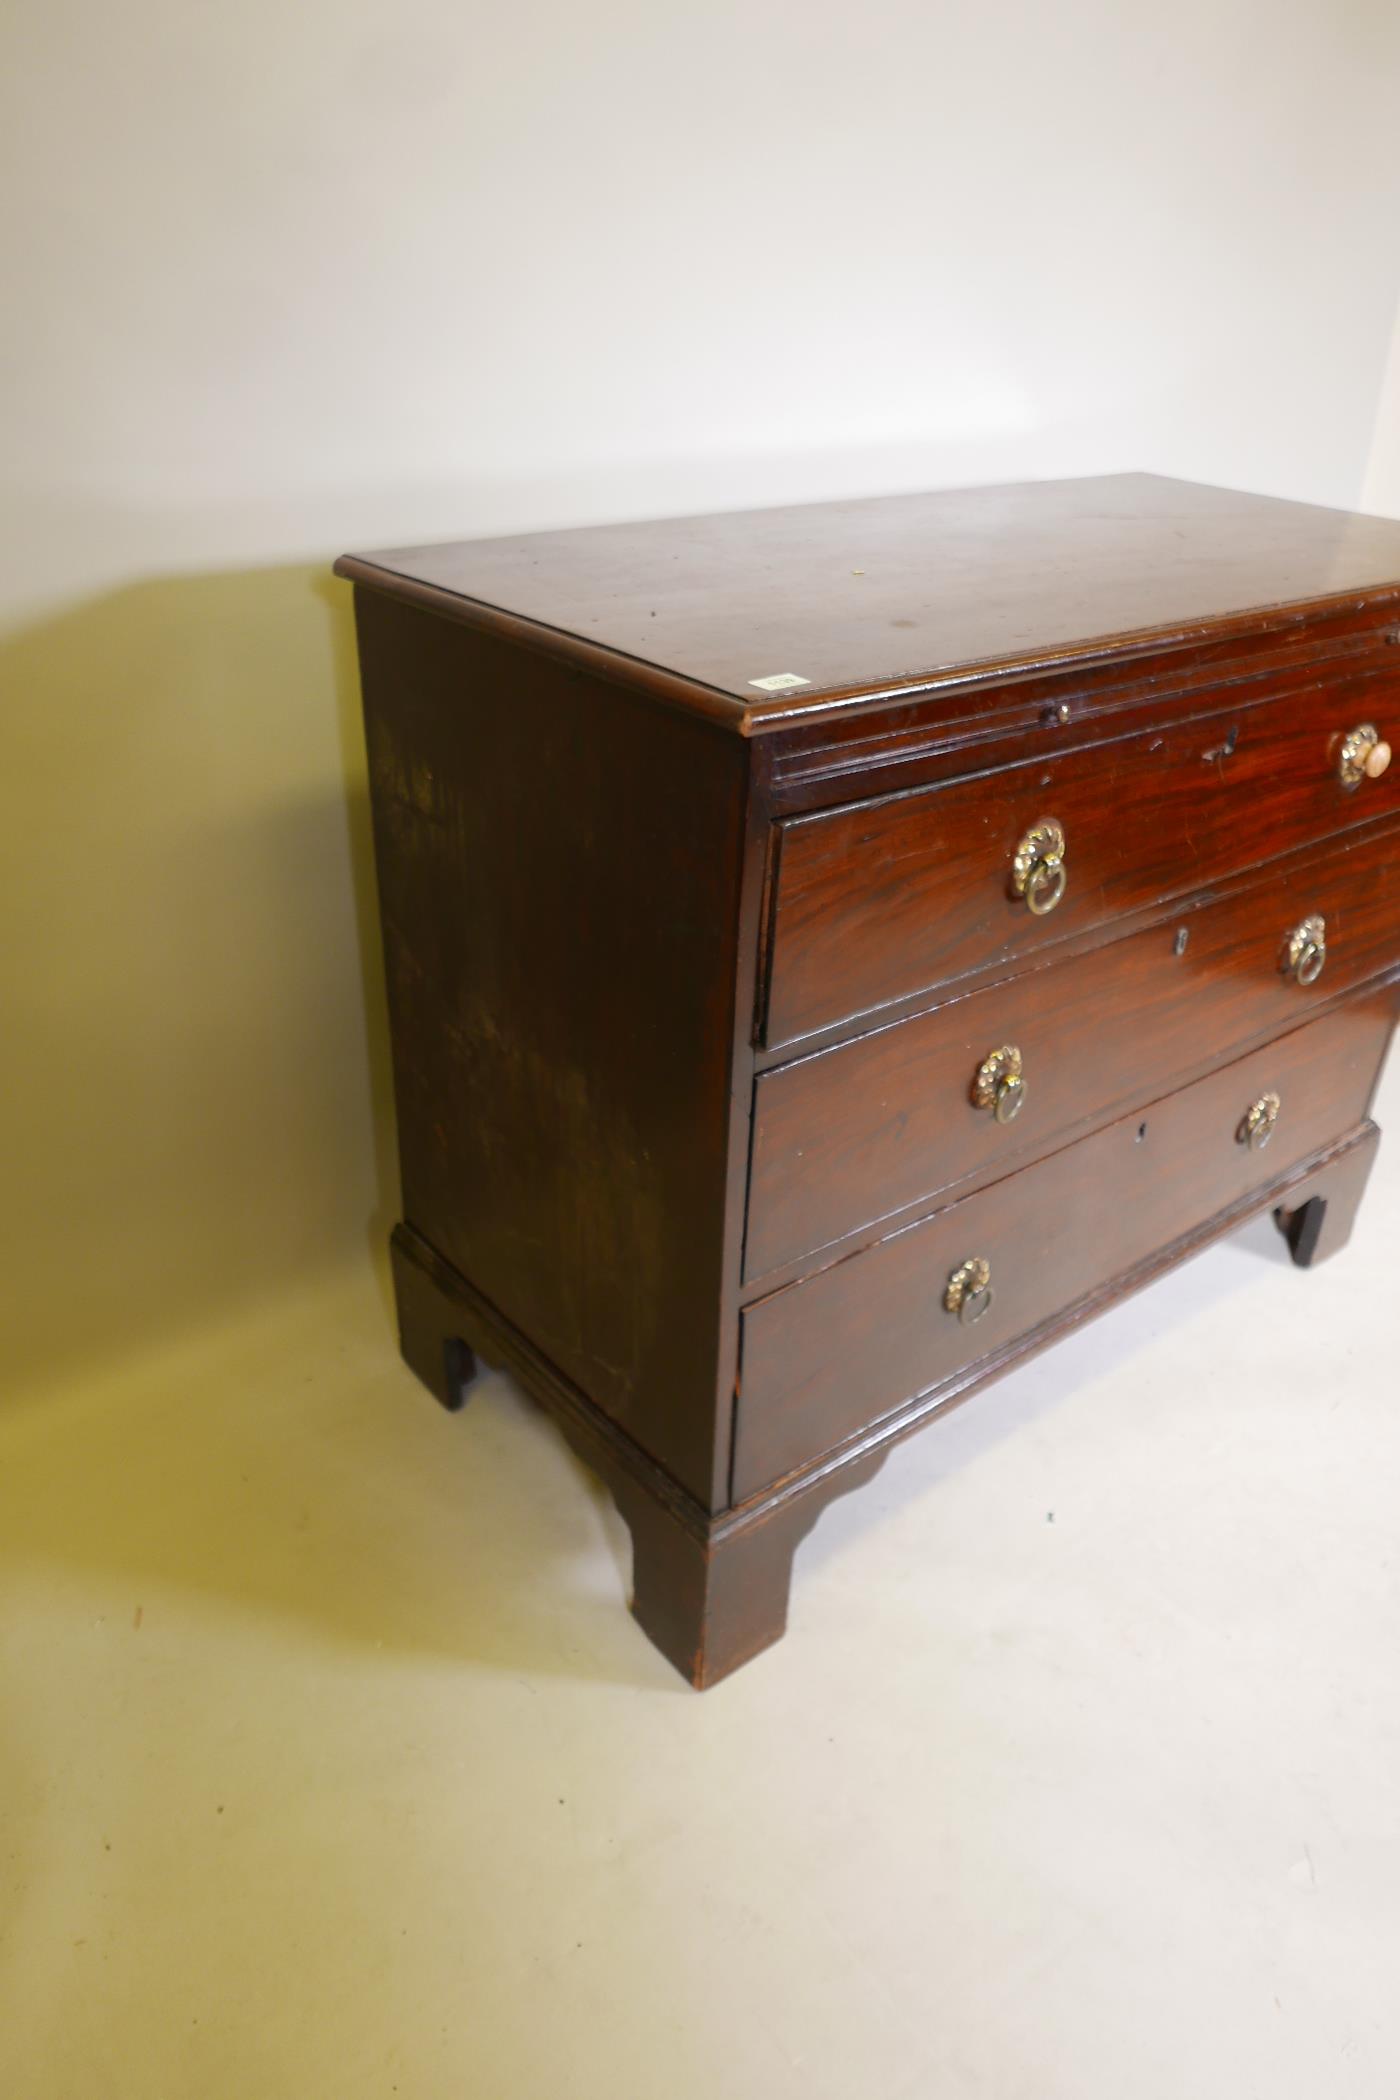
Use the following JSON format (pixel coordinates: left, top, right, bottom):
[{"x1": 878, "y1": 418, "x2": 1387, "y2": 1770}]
[
  {"x1": 748, "y1": 818, "x2": 1400, "y2": 1280},
  {"x1": 764, "y1": 672, "x2": 1400, "y2": 1046},
  {"x1": 357, "y1": 589, "x2": 748, "y2": 1507},
  {"x1": 735, "y1": 989, "x2": 1397, "y2": 1499},
  {"x1": 343, "y1": 474, "x2": 1400, "y2": 1683},
  {"x1": 337, "y1": 475, "x2": 1400, "y2": 720}
]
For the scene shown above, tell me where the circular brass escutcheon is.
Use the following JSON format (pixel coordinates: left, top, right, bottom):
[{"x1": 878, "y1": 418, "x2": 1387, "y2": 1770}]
[
  {"x1": 1239, "y1": 1090, "x2": 1282, "y2": 1152},
  {"x1": 973, "y1": 1044, "x2": 1027, "y2": 1124},
  {"x1": 1285, "y1": 914, "x2": 1327, "y2": 986},
  {"x1": 945, "y1": 1256, "x2": 994, "y2": 1327},
  {"x1": 1012, "y1": 818, "x2": 1067, "y2": 917}
]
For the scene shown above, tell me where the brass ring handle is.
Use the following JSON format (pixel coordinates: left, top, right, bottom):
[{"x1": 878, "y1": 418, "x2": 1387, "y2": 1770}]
[
  {"x1": 1338, "y1": 723, "x2": 1392, "y2": 788},
  {"x1": 1284, "y1": 914, "x2": 1326, "y2": 986},
  {"x1": 973, "y1": 1044, "x2": 1026, "y2": 1124},
  {"x1": 1012, "y1": 818, "x2": 1067, "y2": 916},
  {"x1": 944, "y1": 1256, "x2": 994, "y2": 1327},
  {"x1": 1026, "y1": 859, "x2": 1067, "y2": 915},
  {"x1": 1238, "y1": 1091, "x2": 1281, "y2": 1152}
]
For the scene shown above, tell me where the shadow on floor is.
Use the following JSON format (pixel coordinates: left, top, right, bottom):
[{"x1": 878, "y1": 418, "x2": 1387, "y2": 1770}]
[
  {"x1": 0, "y1": 1205, "x2": 1304, "y2": 1697},
  {"x1": 0, "y1": 1270, "x2": 664, "y2": 1691}
]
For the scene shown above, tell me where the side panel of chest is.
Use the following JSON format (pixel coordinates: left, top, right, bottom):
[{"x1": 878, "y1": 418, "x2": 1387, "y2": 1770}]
[{"x1": 355, "y1": 590, "x2": 750, "y2": 1507}]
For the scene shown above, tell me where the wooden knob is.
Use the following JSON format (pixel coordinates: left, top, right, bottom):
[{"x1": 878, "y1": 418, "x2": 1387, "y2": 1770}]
[{"x1": 1338, "y1": 723, "x2": 1388, "y2": 786}]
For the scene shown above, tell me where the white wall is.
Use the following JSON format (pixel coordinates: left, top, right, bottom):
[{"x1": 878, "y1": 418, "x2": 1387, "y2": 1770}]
[
  {"x1": 6, "y1": 0, "x2": 1400, "y2": 626},
  {"x1": 1364, "y1": 299, "x2": 1400, "y2": 516}
]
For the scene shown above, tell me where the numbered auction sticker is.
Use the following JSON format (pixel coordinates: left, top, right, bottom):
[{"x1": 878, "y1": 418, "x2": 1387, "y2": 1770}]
[{"x1": 747, "y1": 672, "x2": 811, "y2": 692}]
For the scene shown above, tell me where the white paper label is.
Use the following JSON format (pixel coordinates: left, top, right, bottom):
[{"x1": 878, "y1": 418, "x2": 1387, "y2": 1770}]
[{"x1": 747, "y1": 672, "x2": 811, "y2": 692}]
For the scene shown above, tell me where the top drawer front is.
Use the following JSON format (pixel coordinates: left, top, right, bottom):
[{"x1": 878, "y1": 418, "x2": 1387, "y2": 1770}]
[{"x1": 763, "y1": 676, "x2": 1400, "y2": 1047}]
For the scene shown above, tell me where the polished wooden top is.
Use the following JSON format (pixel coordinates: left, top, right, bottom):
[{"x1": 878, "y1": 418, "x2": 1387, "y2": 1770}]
[{"x1": 336, "y1": 474, "x2": 1400, "y2": 730}]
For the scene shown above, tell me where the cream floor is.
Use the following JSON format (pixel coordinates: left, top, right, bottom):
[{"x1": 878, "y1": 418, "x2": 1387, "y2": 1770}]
[{"x1": 4, "y1": 1069, "x2": 1400, "y2": 2099}]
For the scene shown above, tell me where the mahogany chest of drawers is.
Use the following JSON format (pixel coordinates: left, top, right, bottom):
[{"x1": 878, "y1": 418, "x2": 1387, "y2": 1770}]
[{"x1": 337, "y1": 474, "x2": 1400, "y2": 1686}]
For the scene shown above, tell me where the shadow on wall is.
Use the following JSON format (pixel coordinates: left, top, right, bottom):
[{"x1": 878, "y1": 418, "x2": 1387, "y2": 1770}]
[{"x1": 0, "y1": 564, "x2": 399, "y2": 1397}]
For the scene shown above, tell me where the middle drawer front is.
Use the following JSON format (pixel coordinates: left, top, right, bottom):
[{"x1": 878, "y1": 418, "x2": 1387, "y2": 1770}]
[
  {"x1": 747, "y1": 820, "x2": 1400, "y2": 1282},
  {"x1": 735, "y1": 989, "x2": 1395, "y2": 1502}
]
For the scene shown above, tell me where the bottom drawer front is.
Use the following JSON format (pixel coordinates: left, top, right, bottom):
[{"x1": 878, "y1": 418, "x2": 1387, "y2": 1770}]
[{"x1": 734, "y1": 990, "x2": 1395, "y2": 1500}]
